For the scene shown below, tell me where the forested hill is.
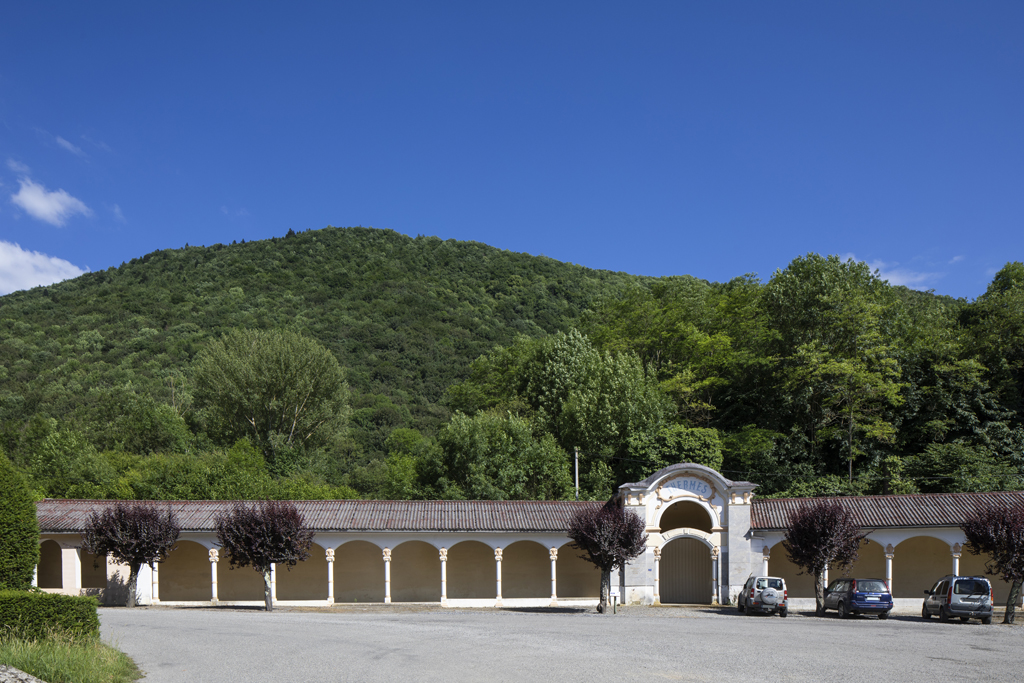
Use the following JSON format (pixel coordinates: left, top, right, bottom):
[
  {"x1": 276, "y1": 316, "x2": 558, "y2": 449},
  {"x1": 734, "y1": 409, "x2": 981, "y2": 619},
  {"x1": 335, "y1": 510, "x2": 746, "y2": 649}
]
[{"x1": 0, "y1": 227, "x2": 643, "y2": 485}]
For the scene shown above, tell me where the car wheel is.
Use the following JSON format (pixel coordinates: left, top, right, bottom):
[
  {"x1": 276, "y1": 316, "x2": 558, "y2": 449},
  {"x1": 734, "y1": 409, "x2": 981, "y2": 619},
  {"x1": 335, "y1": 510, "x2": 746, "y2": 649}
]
[
  {"x1": 838, "y1": 602, "x2": 849, "y2": 619},
  {"x1": 779, "y1": 607, "x2": 788, "y2": 618},
  {"x1": 922, "y1": 604, "x2": 931, "y2": 619},
  {"x1": 959, "y1": 616, "x2": 970, "y2": 622},
  {"x1": 939, "y1": 608, "x2": 950, "y2": 623},
  {"x1": 737, "y1": 600, "x2": 744, "y2": 613},
  {"x1": 879, "y1": 611, "x2": 889, "y2": 620},
  {"x1": 981, "y1": 616, "x2": 992, "y2": 625}
]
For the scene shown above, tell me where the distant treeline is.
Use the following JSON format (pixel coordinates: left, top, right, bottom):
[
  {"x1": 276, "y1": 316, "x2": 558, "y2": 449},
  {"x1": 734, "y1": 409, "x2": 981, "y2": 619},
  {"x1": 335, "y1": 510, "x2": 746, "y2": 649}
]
[{"x1": 0, "y1": 227, "x2": 1020, "y2": 501}]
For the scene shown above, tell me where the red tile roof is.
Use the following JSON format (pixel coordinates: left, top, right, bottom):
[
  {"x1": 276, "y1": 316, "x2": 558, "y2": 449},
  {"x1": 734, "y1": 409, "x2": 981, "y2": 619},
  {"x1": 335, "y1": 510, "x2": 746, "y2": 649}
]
[
  {"x1": 751, "y1": 491, "x2": 1024, "y2": 530},
  {"x1": 36, "y1": 499, "x2": 602, "y2": 534}
]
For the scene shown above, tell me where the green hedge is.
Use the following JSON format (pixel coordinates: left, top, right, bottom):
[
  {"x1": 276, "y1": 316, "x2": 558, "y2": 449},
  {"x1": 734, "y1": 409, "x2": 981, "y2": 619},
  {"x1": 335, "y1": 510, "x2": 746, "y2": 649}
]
[
  {"x1": 0, "y1": 591, "x2": 99, "y2": 641},
  {"x1": 0, "y1": 453, "x2": 39, "y2": 591}
]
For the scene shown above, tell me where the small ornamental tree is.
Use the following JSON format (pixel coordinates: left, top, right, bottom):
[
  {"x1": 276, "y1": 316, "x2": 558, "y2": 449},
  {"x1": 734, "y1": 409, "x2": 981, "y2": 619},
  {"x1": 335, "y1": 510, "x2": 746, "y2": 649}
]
[
  {"x1": 214, "y1": 500, "x2": 314, "y2": 612},
  {"x1": 782, "y1": 499, "x2": 866, "y2": 615},
  {"x1": 567, "y1": 501, "x2": 648, "y2": 614},
  {"x1": 961, "y1": 504, "x2": 1024, "y2": 624},
  {"x1": 0, "y1": 453, "x2": 39, "y2": 591},
  {"x1": 81, "y1": 502, "x2": 181, "y2": 607}
]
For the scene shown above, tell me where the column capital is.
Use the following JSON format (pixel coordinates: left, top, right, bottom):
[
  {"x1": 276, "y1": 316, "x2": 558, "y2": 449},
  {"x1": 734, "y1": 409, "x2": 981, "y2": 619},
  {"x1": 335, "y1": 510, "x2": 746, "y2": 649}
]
[
  {"x1": 653, "y1": 546, "x2": 661, "y2": 560},
  {"x1": 494, "y1": 548, "x2": 503, "y2": 562},
  {"x1": 209, "y1": 548, "x2": 219, "y2": 563},
  {"x1": 885, "y1": 543, "x2": 895, "y2": 559},
  {"x1": 439, "y1": 548, "x2": 448, "y2": 562},
  {"x1": 762, "y1": 545, "x2": 771, "y2": 559},
  {"x1": 549, "y1": 547, "x2": 558, "y2": 561},
  {"x1": 382, "y1": 548, "x2": 392, "y2": 562},
  {"x1": 326, "y1": 548, "x2": 335, "y2": 562},
  {"x1": 711, "y1": 545, "x2": 720, "y2": 559},
  {"x1": 951, "y1": 542, "x2": 962, "y2": 558}
]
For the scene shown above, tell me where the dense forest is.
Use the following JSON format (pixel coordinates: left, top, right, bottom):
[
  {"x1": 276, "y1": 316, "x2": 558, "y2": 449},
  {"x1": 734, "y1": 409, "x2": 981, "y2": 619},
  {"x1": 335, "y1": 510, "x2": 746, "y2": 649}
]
[{"x1": 1, "y1": 227, "x2": 1021, "y2": 502}]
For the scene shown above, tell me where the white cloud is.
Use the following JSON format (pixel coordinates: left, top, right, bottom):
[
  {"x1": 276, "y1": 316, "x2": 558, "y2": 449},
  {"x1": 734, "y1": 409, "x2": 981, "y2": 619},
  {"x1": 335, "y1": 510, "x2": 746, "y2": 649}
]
[
  {"x1": 0, "y1": 241, "x2": 88, "y2": 295},
  {"x1": 55, "y1": 136, "x2": 86, "y2": 157},
  {"x1": 7, "y1": 159, "x2": 31, "y2": 175},
  {"x1": 842, "y1": 253, "x2": 942, "y2": 290},
  {"x1": 10, "y1": 177, "x2": 92, "y2": 226},
  {"x1": 112, "y1": 204, "x2": 126, "y2": 222},
  {"x1": 949, "y1": 255, "x2": 965, "y2": 264}
]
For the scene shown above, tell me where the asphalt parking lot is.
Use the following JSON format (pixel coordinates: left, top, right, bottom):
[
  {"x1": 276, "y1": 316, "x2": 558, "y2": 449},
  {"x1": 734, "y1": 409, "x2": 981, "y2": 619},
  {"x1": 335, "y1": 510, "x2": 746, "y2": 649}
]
[{"x1": 100, "y1": 604, "x2": 1021, "y2": 683}]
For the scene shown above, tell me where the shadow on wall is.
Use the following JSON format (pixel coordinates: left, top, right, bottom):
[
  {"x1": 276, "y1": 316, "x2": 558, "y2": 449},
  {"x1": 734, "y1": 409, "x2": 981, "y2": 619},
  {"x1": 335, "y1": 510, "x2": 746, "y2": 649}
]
[{"x1": 82, "y1": 572, "x2": 137, "y2": 606}]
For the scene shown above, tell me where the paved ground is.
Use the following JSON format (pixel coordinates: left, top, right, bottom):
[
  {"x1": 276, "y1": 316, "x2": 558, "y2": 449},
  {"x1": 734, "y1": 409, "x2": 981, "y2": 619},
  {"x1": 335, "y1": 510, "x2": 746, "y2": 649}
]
[{"x1": 100, "y1": 604, "x2": 1021, "y2": 683}]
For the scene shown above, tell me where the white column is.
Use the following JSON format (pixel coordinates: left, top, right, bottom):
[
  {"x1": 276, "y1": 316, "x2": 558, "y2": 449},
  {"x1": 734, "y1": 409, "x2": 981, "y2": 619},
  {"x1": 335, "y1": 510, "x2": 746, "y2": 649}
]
[
  {"x1": 495, "y1": 548, "x2": 503, "y2": 607},
  {"x1": 270, "y1": 564, "x2": 277, "y2": 602},
  {"x1": 326, "y1": 548, "x2": 335, "y2": 605},
  {"x1": 32, "y1": 564, "x2": 37, "y2": 588},
  {"x1": 952, "y1": 543, "x2": 962, "y2": 576},
  {"x1": 152, "y1": 561, "x2": 160, "y2": 603},
  {"x1": 60, "y1": 546, "x2": 82, "y2": 596},
  {"x1": 653, "y1": 547, "x2": 661, "y2": 605},
  {"x1": 439, "y1": 548, "x2": 448, "y2": 606},
  {"x1": 209, "y1": 549, "x2": 219, "y2": 604},
  {"x1": 549, "y1": 547, "x2": 558, "y2": 606},
  {"x1": 383, "y1": 548, "x2": 392, "y2": 604},
  {"x1": 885, "y1": 544, "x2": 894, "y2": 594},
  {"x1": 761, "y1": 545, "x2": 770, "y2": 576},
  {"x1": 711, "y1": 546, "x2": 720, "y2": 604},
  {"x1": 822, "y1": 566, "x2": 829, "y2": 593}
]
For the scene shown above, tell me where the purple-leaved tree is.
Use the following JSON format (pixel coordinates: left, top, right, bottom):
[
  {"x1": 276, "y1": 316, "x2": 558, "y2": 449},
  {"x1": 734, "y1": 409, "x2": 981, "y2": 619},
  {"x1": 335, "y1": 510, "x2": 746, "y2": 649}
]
[
  {"x1": 567, "y1": 501, "x2": 647, "y2": 614},
  {"x1": 214, "y1": 500, "x2": 314, "y2": 611},
  {"x1": 81, "y1": 502, "x2": 180, "y2": 607},
  {"x1": 961, "y1": 504, "x2": 1024, "y2": 624}
]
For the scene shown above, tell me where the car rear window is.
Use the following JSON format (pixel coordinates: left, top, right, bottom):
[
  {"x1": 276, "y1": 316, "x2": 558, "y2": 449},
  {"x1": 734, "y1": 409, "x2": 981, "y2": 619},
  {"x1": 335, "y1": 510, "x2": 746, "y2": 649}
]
[
  {"x1": 767, "y1": 579, "x2": 783, "y2": 590},
  {"x1": 954, "y1": 579, "x2": 988, "y2": 595},
  {"x1": 856, "y1": 580, "x2": 888, "y2": 593}
]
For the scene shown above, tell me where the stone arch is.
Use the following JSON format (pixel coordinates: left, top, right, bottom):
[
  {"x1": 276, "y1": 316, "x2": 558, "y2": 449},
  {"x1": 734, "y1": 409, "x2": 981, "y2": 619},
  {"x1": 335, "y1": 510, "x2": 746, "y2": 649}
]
[
  {"x1": 277, "y1": 542, "x2": 328, "y2": 601},
  {"x1": 660, "y1": 537, "x2": 712, "y2": 604},
  {"x1": 656, "y1": 499, "x2": 715, "y2": 534},
  {"x1": 391, "y1": 540, "x2": 441, "y2": 602},
  {"x1": 447, "y1": 540, "x2": 494, "y2": 599},
  {"x1": 503, "y1": 540, "x2": 549, "y2": 599},
  {"x1": 160, "y1": 540, "x2": 211, "y2": 601},
  {"x1": 37, "y1": 540, "x2": 62, "y2": 589},
  {"x1": 556, "y1": 542, "x2": 600, "y2": 598},
  {"x1": 893, "y1": 536, "x2": 951, "y2": 598},
  {"x1": 334, "y1": 540, "x2": 384, "y2": 603}
]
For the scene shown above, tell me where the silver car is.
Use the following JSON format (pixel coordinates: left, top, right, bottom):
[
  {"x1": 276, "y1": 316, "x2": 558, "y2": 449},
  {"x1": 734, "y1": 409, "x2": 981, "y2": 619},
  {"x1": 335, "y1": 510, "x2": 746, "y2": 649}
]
[
  {"x1": 922, "y1": 575, "x2": 993, "y2": 624},
  {"x1": 737, "y1": 575, "x2": 789, "y2": 617}
]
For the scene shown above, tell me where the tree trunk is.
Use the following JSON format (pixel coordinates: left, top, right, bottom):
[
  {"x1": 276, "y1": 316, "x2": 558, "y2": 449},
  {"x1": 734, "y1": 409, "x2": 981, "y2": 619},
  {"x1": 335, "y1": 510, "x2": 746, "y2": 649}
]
[
  {"x1": 597, "y1": 569, "x2": 610, "y2": 614},
  {"x1": 263, "y1": 569, "x2": 273, "y2": 612},
  {"x1": 1003, "y1": 579, "x2": 1022, "y2": 624},
  {"x1": 814, "y1": 571, "x2": 825, "y2": 615},
  {"x1": 126, "y1": 562, "x2": 141, "y2": 608}
]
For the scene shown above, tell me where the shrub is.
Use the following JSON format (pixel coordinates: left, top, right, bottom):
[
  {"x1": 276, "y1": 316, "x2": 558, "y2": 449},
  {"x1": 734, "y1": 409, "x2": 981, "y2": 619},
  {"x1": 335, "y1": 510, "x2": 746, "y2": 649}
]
[
  {"x1": 0, "y1": 592, "x2": 99, "y2": 641},
  {"x1": 0, "y1": 452, "x2": 39, "y2": 591}
]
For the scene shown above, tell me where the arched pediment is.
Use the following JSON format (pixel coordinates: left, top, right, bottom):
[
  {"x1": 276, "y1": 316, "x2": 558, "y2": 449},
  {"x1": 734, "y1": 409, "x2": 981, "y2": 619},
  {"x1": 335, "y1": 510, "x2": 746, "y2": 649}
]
[{"x1": 620, "y1": 463, "x2": 745, "y2": 498}]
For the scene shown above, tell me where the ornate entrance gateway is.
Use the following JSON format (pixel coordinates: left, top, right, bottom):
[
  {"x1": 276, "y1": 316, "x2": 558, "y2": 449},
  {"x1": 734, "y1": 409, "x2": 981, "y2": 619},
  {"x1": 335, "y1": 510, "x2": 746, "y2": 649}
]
[{"x1": 660, "y1": 537, "x2": 712, "y2": 604}]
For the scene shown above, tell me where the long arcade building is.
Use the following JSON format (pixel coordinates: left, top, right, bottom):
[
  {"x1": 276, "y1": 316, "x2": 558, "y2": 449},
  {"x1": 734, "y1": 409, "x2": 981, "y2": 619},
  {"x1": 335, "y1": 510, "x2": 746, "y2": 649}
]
[{"x1": 35, "y1": 464, "x2": 1024, "y2": 607}]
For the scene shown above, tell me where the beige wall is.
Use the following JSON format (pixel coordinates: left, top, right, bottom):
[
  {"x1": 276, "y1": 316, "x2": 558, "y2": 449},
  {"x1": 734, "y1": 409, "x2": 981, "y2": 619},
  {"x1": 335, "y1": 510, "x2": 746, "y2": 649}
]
[
  {"x1": 37, "y1": 540, "x2": 62, "y2": 589},
  {"x1": 392, "y1": 541, "x2": 441, "y2": 602},
  {"x1": 768, "y1": 544, "x2": 815, "y2": 598},
  {"x1": 659, "y1": 501, "x2": 713, "y2": 534},
  {"x1": 959, "y1": 550, "x2": 1020, "y2": 606},
  {"x1": 277, "y1": 543, "x2": 329, "y2": 601},
  {"x1": 447, "y1": 541, "x2": 494, "y2": 599},
  {"x1": 893, "y1": 536, "x2": 950, "y2": 599},
  {"x1": 841, "y1": 539, "x2": 887, "y2": 581},
  {"x1": 335, "y1": 541, "x2": 384, "y2": 603},
  {"x1": 556, "y1": 543, "x2": 600, "y2": 597},
  {"x1": 161, "y1": 541, "x2": 211, "y2": 601},
  {"x1": 218, "y1": 553, "x2": 265, "y2": 601},
  {"x1": 80, "y1": 550, "x2": 107, "y2": 589},
  {"x1": 503, "y1": 541, "x2": 549, "y2": 599}
]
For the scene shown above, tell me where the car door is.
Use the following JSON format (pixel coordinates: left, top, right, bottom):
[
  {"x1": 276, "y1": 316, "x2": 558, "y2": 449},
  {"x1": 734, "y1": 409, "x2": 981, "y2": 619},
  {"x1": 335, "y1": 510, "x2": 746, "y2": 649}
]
[
  {"x1": 926, "y1": 580, "x2": 945, "y2": 614},
  {"x1": 825, "y1": 580, "x2": 841, "y2": 609}
]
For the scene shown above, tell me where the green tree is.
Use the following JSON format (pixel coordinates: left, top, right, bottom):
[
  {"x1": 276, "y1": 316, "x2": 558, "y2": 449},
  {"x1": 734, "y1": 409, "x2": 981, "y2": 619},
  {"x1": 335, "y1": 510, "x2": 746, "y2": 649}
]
[
  {"x1": 0, "y1": 452, "x2": 39, "y2": 590},
  {"x1": 193, "y1": 329, "x2": 350, "y2": 474},
  {"x1": 964, "y1": 262, "x2": 1024, "y2": 422}
]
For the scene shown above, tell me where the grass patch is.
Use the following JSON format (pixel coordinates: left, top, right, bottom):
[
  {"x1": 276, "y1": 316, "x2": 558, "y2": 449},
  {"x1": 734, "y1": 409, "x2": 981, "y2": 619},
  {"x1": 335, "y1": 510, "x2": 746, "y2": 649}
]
[{"x1": 0, "y1": 630, "x2": 141, "y2": 683}]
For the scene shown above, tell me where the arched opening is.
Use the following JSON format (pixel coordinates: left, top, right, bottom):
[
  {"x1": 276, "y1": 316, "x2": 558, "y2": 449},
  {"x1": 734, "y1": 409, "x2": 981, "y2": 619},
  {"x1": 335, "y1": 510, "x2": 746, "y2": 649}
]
[
  {"x1": 160, "y1": 541, "x2": 210, "y2": 601},
  {"x1": 335, "y1": 541, "x2": 384, "y2": 603},
  {"x1": 277, "y1": 542, "x2": 328, "y2": 601},
  {"x1": 841, "y1": 539, "x2": 886, "y2": 583},
  {"x1": 894, "y1": 537, "x2": 950, "y2": 598},
  {"x1": 447, "y1": 541, "x2": 494, "y2": 599},
  {"x1": 556, "y1": 543, "x2": 600, "y2": 598},
  {"x1": 769, "y1": 543, "x2": 815, "y2": 598},
  {"x1": 391, "y1": 541, "x2": 440, "y2": 602},
  {"x1": 219, "y1": 551, "x2": 266, "y2": 601},
  {"x1": 81, "y1": 550, "x2": 107, "y2": 589},
  {"x1": 37, "y1": 540, "x2": 62, "y2": 589},
  {"x1": 503, "y1": 541, "x2": 549, "y2": 599},
  {"x1": 659, "y1": 501, "x2": 713, "y2": 534},
  {"x1": 660, "y1": 537, "x2": 712, "y2": 604}
]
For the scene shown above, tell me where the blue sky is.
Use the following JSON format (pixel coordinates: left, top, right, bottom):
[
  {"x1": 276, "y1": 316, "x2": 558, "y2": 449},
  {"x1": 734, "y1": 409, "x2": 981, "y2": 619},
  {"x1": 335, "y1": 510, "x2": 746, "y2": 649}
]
[{"x1": 1, "y1": 2, "x2": 1021, "y2": 298}]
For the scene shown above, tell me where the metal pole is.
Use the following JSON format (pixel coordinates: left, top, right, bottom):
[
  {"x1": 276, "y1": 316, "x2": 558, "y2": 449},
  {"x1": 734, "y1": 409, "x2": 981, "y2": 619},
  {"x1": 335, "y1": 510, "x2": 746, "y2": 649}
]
[{"x1": 574, "y1": 446, "x2": 579, "y2": 501}]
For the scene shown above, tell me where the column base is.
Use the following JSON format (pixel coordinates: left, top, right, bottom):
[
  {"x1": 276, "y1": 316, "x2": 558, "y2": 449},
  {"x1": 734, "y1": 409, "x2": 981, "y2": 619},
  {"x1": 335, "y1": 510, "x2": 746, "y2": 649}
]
[
  {"x1": 384, "y1": 597, "x2": 391, "y2": 604},
  {"x1": 495, "y1": 598, "x2": 503, "y2": 607},
  {"x1": 211, "y1": 598, "x2": 219, "y2": 606},
  {"x1": 549, "y1": 598, "x2": 558, "y2": 607}
]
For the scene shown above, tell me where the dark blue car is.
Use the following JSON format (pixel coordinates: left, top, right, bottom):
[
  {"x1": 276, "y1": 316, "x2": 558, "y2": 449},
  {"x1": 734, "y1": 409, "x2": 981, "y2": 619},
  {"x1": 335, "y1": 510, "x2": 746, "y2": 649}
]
[{"x1": 822, "y1": 578, "x2": 893, "y2": 619}]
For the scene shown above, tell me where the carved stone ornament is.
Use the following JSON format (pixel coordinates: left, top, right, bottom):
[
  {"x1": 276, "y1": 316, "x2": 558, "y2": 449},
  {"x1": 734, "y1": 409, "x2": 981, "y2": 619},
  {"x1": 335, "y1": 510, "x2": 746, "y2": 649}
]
[
  {"x1": 494, "y1": 548, "x2": 503, "y2": 561},
  {"x1": 208, "y1": 548, "x2": 219, "y2": 563},
  {"x1": 325, "y1": 548, "x2": 335, "y2": 562},
  {"x1": 653, "y1": 547, "x2": 662, "y2": 560},
  {"x1": 654, "y1": 474, "x2": 717, "y2": 509},
  {"x1": 549, "y1": 547, "x2": 558, "y2": 561},
  {"x1": 711, "y1": 546, "x2": 720, "y2": 559},
  {"x1": 952, "y1": 542, "x2": 962, "y2": 557},
  {"x1": 762, "y1": 546, "x2": 771, "y2": 559},
  {"x1": 885, "y1": 543, "x2": 895, "y2": 557},
  {"x1": 439, "y1": 548, "x2": 448, "y2": 562},
  {"x1": 382, "y1": 548, "x2": 392, "y2": 562}
]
